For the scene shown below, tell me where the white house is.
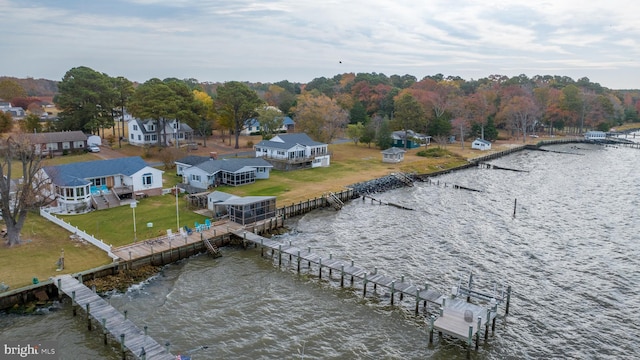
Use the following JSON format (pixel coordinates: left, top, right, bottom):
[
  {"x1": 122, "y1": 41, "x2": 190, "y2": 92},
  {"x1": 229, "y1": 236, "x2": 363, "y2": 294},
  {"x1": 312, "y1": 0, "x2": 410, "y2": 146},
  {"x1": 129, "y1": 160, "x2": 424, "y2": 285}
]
[
  {"x1": 254, "y1": 133, "x2": 330, "y2": 170},
  {"x1": 471, "y1": 138, "x2": 492, "y2": 151},
  {"x1": 179, "y1": 156, "x2": 273, "y2": 191},
  {"x1": 39, "y1": 156, "x2": 163, "y2": 214},
  {"x1": 128, "y1": 119, "x2": 194, "y2": 146},
  {"x1": 584, "y1": 131, "x2": 606, "y2": 140},
  {"x1": 24, "y1": 131, "x2": 88, "y2": 156},
  {"x1": 240, "y1": 116, "x2": 295, "y2": 135}
]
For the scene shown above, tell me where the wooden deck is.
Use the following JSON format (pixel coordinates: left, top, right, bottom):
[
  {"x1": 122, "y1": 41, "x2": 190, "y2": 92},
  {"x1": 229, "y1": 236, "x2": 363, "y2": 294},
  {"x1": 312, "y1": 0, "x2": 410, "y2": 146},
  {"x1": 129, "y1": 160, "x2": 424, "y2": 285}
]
[
  {"x1": 112, "y1": 220, "x2": 244, "y2": 261},
  {"x1": 53, "y1": 274, "x2": 174, "y2": 360},
  {"x1": 235, "y1": 229, "x2": 505, "y2": 348}
]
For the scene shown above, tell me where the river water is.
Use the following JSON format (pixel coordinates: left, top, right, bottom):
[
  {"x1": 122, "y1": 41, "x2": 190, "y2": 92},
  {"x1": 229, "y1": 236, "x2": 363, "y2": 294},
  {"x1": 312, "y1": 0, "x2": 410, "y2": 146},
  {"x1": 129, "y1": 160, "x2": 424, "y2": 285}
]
[{"x1": 1, "y1": 142, "x2": 639, "y2": 360}]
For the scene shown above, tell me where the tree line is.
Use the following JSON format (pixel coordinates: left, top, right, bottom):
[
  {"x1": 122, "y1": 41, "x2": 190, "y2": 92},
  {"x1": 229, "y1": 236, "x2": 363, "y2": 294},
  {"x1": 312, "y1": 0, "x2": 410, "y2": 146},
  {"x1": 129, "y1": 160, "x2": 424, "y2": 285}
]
[{"x1": 2, "y1": 68, "x2": 640, "y2": 150}]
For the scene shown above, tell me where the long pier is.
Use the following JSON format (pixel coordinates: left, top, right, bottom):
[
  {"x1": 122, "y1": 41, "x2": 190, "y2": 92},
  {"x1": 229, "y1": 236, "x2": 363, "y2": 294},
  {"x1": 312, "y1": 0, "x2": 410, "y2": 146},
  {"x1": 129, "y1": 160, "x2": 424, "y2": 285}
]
[
  {"x1": 233, "y1": 229, "x2": 510, "y2": 350},
  {"x1": 53, "y1": 274, "x2": 174, "y2": 360}
]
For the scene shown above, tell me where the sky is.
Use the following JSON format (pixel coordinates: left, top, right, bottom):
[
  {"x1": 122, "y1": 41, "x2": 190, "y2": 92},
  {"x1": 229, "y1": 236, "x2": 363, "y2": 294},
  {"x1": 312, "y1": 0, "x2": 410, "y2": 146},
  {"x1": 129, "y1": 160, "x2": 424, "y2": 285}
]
[{"x1": 2, "y1": 0, "x2": 639, "y2": 89}]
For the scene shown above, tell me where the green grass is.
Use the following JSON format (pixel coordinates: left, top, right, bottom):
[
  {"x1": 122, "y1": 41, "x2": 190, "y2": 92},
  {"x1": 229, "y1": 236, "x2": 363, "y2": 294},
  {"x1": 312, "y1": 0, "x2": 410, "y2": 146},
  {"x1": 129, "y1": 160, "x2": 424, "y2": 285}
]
[{"x1": 58, "y1": 194, "x2": 209, "y2": 247}]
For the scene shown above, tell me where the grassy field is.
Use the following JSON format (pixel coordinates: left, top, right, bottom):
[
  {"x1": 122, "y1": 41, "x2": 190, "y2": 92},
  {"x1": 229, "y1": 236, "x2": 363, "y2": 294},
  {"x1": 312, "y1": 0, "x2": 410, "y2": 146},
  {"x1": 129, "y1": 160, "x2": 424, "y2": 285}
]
[{"x1": 0, "y1": 129, "x2": 594, "y2": 290}]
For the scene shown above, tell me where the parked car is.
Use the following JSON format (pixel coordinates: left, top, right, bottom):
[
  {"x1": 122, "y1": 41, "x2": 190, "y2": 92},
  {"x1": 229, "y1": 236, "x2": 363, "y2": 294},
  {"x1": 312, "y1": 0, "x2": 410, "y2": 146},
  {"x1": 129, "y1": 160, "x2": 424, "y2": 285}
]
[{"x1": 88, "y1": 145, "x2": 100, "y2": 153}]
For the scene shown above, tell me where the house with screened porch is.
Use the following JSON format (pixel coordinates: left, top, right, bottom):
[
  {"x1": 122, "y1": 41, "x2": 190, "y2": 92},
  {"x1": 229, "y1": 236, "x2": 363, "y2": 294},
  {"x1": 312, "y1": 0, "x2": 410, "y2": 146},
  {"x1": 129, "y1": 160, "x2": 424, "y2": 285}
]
[{"x1": 38, "y1": 156, "x2": 163, "y2": 214}]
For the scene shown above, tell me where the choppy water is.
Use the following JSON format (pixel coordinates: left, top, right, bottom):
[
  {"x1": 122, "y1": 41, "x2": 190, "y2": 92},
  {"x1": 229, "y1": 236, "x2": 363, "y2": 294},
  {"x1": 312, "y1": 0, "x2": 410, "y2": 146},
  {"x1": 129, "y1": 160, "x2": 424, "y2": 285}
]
[{"x1": 1, "y1": 142, "x2": 639, "y2": 360}]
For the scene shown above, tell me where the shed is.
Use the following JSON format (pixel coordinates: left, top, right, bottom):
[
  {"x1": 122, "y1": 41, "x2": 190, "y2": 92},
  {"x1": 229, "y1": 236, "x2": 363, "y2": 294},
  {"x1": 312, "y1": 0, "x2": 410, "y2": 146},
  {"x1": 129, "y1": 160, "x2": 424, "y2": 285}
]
[
  {"x1": 471, "y1": 138, "x2": 492, "y2": 151},
  {"x1": 381, "y1": 147, "x2": 406, "y2": 163}
]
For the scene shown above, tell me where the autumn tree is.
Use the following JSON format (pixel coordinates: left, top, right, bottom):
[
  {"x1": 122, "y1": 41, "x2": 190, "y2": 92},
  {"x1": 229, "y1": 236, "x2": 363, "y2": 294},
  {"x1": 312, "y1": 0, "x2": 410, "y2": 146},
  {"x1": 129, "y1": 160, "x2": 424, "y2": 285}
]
[
  {"x1": 192, "y1": 90, "x2": 215, "y2": 147},
  {"x1": 346, "y1": 122, "x2": 364, "y2": 145},
  {"x1": 0, "y1": 79, "x2": 26, "y2": 101},
  {"x1": 256, "y1": 106, "x2": 284, "y2": 140},
  {"x1": 293, "y1": 93, "x2": 348, "y2": 143},
  {"x1": 20, "y1": 114, "x2": 42, "y2": 133},
  {"x1": 392, "y1": 93, "x2": 424, "y2": 149},
  {"x1": 55, "y1": 66, "x2": 115, "y2": 133},
  {"x1": 215, "y1": 81, "x2": 263, "y2": 149},
  {"x1": 0, "y1": 135, "x2": 50, "y2": 246},
  {"x1": 499, "y1": 95, "x2": 540, "y2": 142},
  {"x1": 0, "y1": 112, "x2": 12, "y2": 133}
]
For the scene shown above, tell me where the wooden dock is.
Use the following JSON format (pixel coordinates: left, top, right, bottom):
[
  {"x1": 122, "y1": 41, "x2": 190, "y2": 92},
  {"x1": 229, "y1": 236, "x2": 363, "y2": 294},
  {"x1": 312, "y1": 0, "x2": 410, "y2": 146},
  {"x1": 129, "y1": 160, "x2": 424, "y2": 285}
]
[
  {"x1": 233, "y1": 229, "x2": 508, "y2": 334},
  {"x1": 53, "y1": 274, "x2": 174, "y2": 360}
]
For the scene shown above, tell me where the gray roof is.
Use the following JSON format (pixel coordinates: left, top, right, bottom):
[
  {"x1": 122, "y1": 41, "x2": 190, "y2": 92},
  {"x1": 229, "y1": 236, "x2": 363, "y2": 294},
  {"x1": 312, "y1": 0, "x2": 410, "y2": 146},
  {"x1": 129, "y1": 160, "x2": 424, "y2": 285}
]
[
  {"x1": 193, "y1": 158, "x2": 273, "y2": 174},
  {"x1": 256, "y1": 133, "x2": 325, "y2": 149},
  {"x1": 207, "y1": 190, "x2": 239, "y2": 203},
  {"x1": 219, "y1": 195, "x2": 276, "y2": 206},
  {"x1": 473, "y1": 138, "x2": 491, "y2": 145},
  {"x1": 381, "y1": 147, "x2": 406, "y2": 154},
  {"x1": 176, "y1": 155, "x2": 210, "y2": 167},
  {"x1": 43, "y1": 156, "x2": 154, "y2": 186},
  {"x1": 25, "y1": 131, "x2": 87, "y2": 144}
]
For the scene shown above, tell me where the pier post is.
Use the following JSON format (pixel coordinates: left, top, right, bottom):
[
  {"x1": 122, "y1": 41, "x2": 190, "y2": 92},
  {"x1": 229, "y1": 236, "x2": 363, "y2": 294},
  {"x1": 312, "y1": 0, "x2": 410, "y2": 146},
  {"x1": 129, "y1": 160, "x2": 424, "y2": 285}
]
[
  {"x1": 467, "y1": 272, "x2": 473, "y2": 302},
  {"x1": 72, "y1": 291, "x2": 76, "y2": 316},
  {"x1": 86, "y1": 303, "x2": 91, "y2": 331},
  {"x1": 340, "y1": 265, "x2": 344, "y2": 287},
  {"x1": 428, "y1": 315, "x2": 435, "y2": 344},
  {"x1": 140, "y1": 347, "x2": 146, "y2": 360},
  {"x1": 467, "y1": 326, "x2": 473, "y2": 359},
  {"x1": 278, "y1": 245, "x2": 282, "y2": 267},
  {"x1": 415, "y1": 288, "x2": 420, "y2": 314},
  {"x1": 485, "y1": 309, "x2": 491, "y2": 340},
  {"x1": 390, "y1": 281, "x2": 395, "y2": 305},
  {"x1": 102, "y1": 318, "x2": 107, "y2": 344},
  {"x1": 513, "y1": 199, "x2": 517, "y2": 218},
  {"x1": 297, "y1": 251, "x2": 301, "y2": 273},
  {"x1": 307, "y1": 247, "x2": 311, "y2": 268},
  {"x1": 57, "y1": 279, "x2": 62, "y2": 297},
  {"x1": 476, "y1": 316, "x2": 481, "y2": 349},
  {"x1": 124, "y1": 310, "x2": 128, "y2": 320},
  {"x1": 165, "y1": 342, "x2": 170, "y2": 354},
  {"x1": 329, "y1": 254, "x2": 333, "y2": 277},
  {"x1": 261, "y1": 238, "x2": 264, "y2": 257},
  {"x1": 505, "y1": 285, "x2": 512, "y2": 315},
  {"x1": 400, "y1": 275, "x2": 404, "y2": 300},
  {"x1": 350, "y1": 260, "x2": 355, "y2": 287},
  {"x1": 319, "y1": 258, "x2": 322, "y2": 279},
  {"x1": 424, "y1": 283, "x2": 428, "y2": 308},
  {"x1": 120, "y1": 334, "x2": 125, "y2": 360},
  {"x1": 373, "y1": 267, "x2": 377, "y2": 292},
  {"x1": 289, "y1": 241, "x2": 293, "y2": 262},
  {"x1": 363, "y1": 273, "x2": 367, "y2": 297}
]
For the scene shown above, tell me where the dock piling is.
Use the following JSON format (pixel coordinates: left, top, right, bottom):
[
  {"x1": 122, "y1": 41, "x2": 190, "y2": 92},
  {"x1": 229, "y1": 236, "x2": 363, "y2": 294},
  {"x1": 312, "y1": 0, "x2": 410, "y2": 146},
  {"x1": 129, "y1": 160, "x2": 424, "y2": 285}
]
[{"x1": 86, "y1": 303, "x2": 91, "y2": 331}]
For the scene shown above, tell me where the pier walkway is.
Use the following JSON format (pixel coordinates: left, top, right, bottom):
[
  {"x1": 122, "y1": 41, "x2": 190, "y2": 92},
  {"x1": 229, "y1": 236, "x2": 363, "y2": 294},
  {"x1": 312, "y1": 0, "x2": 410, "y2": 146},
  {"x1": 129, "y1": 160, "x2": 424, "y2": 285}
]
[
  {"x1": 234, "y1": 229, "x2": 508, "y2": 348},
  {"x1": 53, "y1": 274, "x2": 174, "y2": 360}
]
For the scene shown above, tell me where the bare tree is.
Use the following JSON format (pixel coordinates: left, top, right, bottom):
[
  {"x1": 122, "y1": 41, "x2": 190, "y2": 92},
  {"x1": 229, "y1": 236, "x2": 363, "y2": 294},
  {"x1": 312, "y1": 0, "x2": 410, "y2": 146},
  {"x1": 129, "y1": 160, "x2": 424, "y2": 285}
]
[{"x1": 0, "y1": 134, "x2": 51, "y2": 246}]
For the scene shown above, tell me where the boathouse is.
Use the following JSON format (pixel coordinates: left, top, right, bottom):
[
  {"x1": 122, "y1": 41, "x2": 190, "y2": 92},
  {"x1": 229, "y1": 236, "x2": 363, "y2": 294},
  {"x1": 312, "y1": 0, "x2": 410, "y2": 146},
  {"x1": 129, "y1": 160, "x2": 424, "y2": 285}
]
[{"x1": 381, "y1": 147, "x2": 406, "y2": 163}]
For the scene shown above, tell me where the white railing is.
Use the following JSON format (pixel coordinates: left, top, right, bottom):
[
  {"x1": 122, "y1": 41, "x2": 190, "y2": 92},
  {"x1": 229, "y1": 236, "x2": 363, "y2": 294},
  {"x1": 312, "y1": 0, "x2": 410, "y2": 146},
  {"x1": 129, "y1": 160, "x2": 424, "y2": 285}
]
[{"x1": 39, "y1": 207, "x2": 118, "y2": 260}]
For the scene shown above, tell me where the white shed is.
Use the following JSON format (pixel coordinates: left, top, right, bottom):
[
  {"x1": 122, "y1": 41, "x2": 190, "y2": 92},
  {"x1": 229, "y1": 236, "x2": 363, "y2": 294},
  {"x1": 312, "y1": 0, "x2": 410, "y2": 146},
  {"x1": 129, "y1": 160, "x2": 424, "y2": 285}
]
[{"x1": 471, "y1": 138, "x2": 492, "y2": 151}]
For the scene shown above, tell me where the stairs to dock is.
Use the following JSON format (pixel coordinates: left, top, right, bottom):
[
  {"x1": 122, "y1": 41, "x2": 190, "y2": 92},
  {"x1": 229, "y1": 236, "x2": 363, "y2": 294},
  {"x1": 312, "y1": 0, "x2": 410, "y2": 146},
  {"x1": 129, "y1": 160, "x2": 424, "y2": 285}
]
[
  {"x1": 392, "y1": 172, "x2": 414, "y2": 187},
  {"x1": 203, "y1": 238, "x2": 222, "y2": 258},
  {"x1": 324, "y1": 192, "x2": 344, "y2": 210}
]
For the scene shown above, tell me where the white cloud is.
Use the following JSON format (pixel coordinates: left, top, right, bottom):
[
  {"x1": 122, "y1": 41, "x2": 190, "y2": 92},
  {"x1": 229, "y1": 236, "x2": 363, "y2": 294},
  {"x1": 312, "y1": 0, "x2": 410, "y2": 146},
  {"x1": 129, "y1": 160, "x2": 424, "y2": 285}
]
[{"x1": 1, "y1": 0, "x2": 639, "y2": 88}]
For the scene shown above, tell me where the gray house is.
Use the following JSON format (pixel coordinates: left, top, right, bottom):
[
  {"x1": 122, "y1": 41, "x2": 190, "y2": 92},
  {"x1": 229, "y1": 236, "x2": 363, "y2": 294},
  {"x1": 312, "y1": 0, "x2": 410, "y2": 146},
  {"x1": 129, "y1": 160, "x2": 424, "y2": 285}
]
[{"x1": 179, "y1": 156, "x2": 273, "y2": 191}]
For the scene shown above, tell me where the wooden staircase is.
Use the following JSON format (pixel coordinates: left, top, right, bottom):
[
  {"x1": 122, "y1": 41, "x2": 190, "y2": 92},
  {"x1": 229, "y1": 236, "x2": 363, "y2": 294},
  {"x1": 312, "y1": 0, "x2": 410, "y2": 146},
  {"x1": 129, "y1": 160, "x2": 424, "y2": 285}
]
[
  {"x1": 324, "y1": 192, "x2": 344, "y2": 210},
  {"x1": 203, "y1": 238, "x2": 222, "y2": 258},
  {"x1": 392, "y1": 172, "x2": 414, "y2": 187}
]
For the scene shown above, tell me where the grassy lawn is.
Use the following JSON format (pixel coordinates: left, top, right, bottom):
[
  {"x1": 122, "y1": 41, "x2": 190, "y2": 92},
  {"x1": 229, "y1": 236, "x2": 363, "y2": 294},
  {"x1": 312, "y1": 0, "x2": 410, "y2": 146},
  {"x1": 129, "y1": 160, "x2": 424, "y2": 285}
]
[{"x1": 58, "y1": 193, "x2": 209, "y2": 248}]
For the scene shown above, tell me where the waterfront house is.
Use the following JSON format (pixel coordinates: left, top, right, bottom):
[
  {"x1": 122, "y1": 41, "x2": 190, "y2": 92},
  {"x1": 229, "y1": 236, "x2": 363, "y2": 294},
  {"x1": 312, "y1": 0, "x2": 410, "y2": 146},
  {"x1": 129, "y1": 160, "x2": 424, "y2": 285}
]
[
  {"x1": 39, "y1": 156, "x2": 163, "y2": 214},
  {"x1": 471, "y1": 138, "x2": 492, "y2": 151},
  {"x1": 584, "y1": 131, "x2": 606, "y2": 140},
  {"x1": 128, "y1": 118, "x2": 194, "y2": 147},
  {"x1": 254, "y1": 133, "x2": 330, "y2": 170},
  {"x1": 179, "y1": 156, "x2": 273, "y2": 191},
  {"x1": 209, "y1": 191, "x2": 276, "y2": 225},
  {"x1": 381, "y1": 147, "x2": 406, "y2": 163},
  {"x1": 391, "y1": 130, "x2": 430, "y2": 148},
  {"x1": 240, "y1": 116, "x2": 295, "y2": 135}
]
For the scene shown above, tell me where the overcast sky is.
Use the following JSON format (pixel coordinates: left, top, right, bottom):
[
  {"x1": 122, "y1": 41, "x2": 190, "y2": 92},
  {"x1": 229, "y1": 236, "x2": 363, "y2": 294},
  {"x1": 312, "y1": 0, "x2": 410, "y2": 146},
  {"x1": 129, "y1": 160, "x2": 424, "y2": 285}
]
[{"x1": 2, "y1": 0, "x2": 639, "y2": 89}]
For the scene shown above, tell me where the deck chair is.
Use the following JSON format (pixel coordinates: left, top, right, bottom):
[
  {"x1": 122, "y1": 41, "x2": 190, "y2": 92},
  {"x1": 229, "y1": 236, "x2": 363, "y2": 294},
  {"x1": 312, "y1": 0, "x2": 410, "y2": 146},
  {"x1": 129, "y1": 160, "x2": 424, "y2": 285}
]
[
  {"x1": 179, "y1": 227, "x2": 188, "y2": 238},
  {"x1": 194, "y1": 222, "x2": 201, "y2": 232},
  {"x1": 167, "y1": 229, "x2": 175, "y2": 240},
  {"x1": 204, "y1": 219, "x2": 212, "y2": 229},
  {"x1": 183, "y1": 225, "x2": 193, "y2": 235}
]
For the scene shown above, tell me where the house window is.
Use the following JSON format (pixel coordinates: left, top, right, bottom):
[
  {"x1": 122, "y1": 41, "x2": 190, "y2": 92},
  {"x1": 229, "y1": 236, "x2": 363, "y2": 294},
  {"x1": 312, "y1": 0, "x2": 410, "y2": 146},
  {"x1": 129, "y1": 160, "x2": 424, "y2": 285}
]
[
  {"x1": 142, "y1": 173, "x2": 153, "y2": 186},
  {"x1": 191, "y1": 174, "x2": 201, "y2": 182},
  {"x1": 133, "y1": 124, "x2": 138, "y2": 131},
  {"x1": 138, "y1": 135, "x2": 141, "y2": 141},
  {"x1": 151, "y1": 135, "x2": 157, "y2": 141},
  {"x1": 62, "y1": 142, "x2": 70, "y2": 149},
  {"x1": 91, "y1": 178, "x2": 107, "y2": 186},
  {"x1": 144, "y1": 135, "x2": 150, "y2": 141},
  {"x1": 130, "y1": 134, "x2": 134, "y2": 140}
]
